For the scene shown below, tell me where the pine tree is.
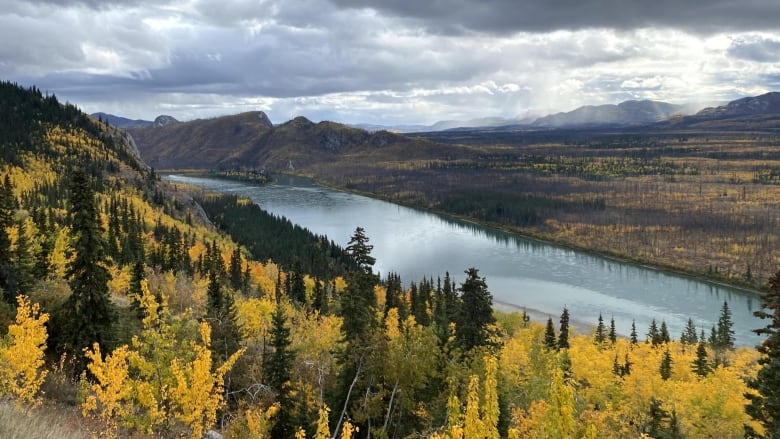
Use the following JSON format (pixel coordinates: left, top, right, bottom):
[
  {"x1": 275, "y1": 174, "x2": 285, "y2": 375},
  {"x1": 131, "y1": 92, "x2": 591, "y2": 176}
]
[
  {"x1": 558, "y1": 307, "x2": 570, "y2": 349},
  {"x1": 659, "y1": 348, "x2": 673, "y2": 380},
  {"x1": 0, "y1": 174, "x2": 17, "y2": 302},
  {"x1": 339, "y1": 227, "x2": 379, "y2": 343},
  {"x1": 680, "y1": 318, "x2": 698, "y2": 346},
  {"x1": 266, "y1": 300, "x2": 296, "y2": 439},
  {"x1": 660, "y1": 320, "x2": 670, "y2": 344},
  {"x1": 745, "y1": 269, "x2": 780, "y2": 437},
  {"x1": 608, "y1": 316, "x2": 617, "y2": 344},
  {"x1": 228, "y1": 247, "x2": 243, "y2": 292},
  {"x1": 715, "y1": 301, "x2": 735, "y2": 350},
  {"x1": 12, "y1": 219, "x2": 35, "y2": 295},
  {"x1": 692, "y1": 342, "x2": 710, "y2": 377},
  {"x1": 456, "y1": 268, "x2": 495, "y2": 351},
  {"x1": 594, "y1": 313, "x2": 606, "y2": 344},
  {"x1": 51, "y1": 169, "x2": 117, "y2": 372},
  {"x1": 630, "y1": 320, "x2": 638, "y2": 345},
  {"x1": 544, "y1": 317, "x2": 557, "y2": 350}
]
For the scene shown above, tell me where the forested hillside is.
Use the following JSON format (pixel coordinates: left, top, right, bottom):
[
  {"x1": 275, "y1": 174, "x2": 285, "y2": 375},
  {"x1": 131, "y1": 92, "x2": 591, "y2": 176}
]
[{"x1": 1, "y1": 81, "x2": 780, "y2": 438}]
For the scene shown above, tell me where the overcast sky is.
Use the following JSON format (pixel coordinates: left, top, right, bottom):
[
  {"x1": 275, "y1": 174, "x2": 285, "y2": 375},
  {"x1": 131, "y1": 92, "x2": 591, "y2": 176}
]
[{"x1": 3, "y1": 0, "x2": 780, "y2": 125}]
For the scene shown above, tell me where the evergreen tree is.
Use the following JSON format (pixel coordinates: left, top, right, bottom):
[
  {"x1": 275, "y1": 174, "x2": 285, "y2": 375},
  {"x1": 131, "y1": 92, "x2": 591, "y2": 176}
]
[
  {"x1": 648, "y1": 397, "x2": 670, "y2": 437},
  {"x1": 594, "y1": 313, "x2": 606, "y2": 344},
  {"x1": 339, "y1": 227, "x2": 379, "y2": 343},
  {"x1": 12, "y1": 218, "x2": 35, "y2": 295},
  {"x1": 647, "y1": 319, "x2": 658, "y2": 345},
  {"x1": 544, "y1": 317, "x2": 557, "y2": 350},
  {"x1": 129, "y1": 260, "x2": 146, "y2": 319},
  {"x1": 266, "y1": 300, "x2": 296, "y2": 438},
  {"x1": 715, "y1": 301, "x2": 735, "y2": 350},
  {"x1": 558, "y1": 306, "x2": 570, "y2": 349},
  {"x1": 680, "y1": 318, "x2": 698, "y2": 346},
  {"x1": 630, "y1": 320, "x2": 638, "y2": 345},
  {"x1": 745, "y1": 269, "x2": 780, "y2": 437},
  {"x1": 228, "y1": 247, "x2": 243, "y2": 292},
  {"x1": 0, "y1": 174, "x2": 17, "y2": 302},
  {"x1": 609, "y1": 316, "x2": 617, "y2": 344},
  {"x1": 660, "y1": 348, "x2": 673, "y2": 381},
  {"x1": 692, "y1": 342, "x2": 710, "y2": 377},
  {"x1": 456, "y1": 267, "x2": 496, "y2": 351},
  {"x1": 660, "y1": 320, "x2": 671, "y2": 344},
  {"x1": 51, "y1": 168, "x2": 117, "y2": 371}
]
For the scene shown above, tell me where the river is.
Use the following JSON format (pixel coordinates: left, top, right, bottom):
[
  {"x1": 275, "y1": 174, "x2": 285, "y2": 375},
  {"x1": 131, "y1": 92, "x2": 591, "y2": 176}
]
[{"x1": 166, "y1": 174, "x2": 765, "y2": 346}]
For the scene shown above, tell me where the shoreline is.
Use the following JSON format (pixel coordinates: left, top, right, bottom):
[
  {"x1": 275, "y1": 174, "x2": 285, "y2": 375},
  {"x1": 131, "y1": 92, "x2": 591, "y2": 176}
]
[{"x1": 162, "y1": 169, "x2": 763, "y2": 297}]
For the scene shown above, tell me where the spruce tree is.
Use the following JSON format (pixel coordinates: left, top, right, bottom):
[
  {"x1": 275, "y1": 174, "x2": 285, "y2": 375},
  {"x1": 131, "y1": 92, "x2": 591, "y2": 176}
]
[
  {"x1": 716, "y1": 301, "x2": 735, "y2": 350},
  {"x1": 647, "y1": 319, "x2": 660, "y2": 346},
  {"x1": 456, "y1": 267, "x2": 496, "y2": 351},
  {"x1": 609, "y1": 316, "x2": 617, "y2": 344},
  {"x1": 660, "y1": 320, "x2": 670, "y2": 344},
  {"x1": 558, "y1": 306, "x2": 570, "y2": 349},
  {"x1": 680, "y1": 318, "x2": 698, "y2": 346},
  {"x1": 52, "y1": 169, "x2": 117, "y2": 371},
  {"x1": 659, "y1": 348, "x2": 673, "y2": 380},
  {"x1": 228, "y1": 247, "x2": 243, "y2": 292},
  {"x1": 630, "y1": 320, "x2": 638, "y2": 345},
  {"x1": 339, "y1": 227, "x2": 379, "y2": 343},
  {"x1": 12, "y1": 218, "x2": 35, "y2": 295},
  {"x1": 692, "y1": 342, "x2": 710, "y2": 377},
  {"x1": 544, "y1": 317, "x2": 557, "y2": 350},
  {"x1": 266, "y1": 300, "x2": 295, "y2": 438},
  {"x1": 594, "y1": 313, "x2": 606, "y2": 344},
  {"x1": 0, "y1": 175, "x2": 17, "y2": 302},
  {"x1": 745, "y1": 269, "x2": 780, "y2": 437}
]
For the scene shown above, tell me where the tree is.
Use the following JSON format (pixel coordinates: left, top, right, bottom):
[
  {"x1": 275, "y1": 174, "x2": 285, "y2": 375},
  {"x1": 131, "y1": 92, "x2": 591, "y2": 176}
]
[
  {"x1": 659, "y1": 348, "x2": 672, "y2": 381},
  {"x1": 12, "y1": 219, "x2": 35, "y2": 295},
  {"x1": 745, "y1": 269, "x2": 780, "y2": 437},
  {"x1": 647, "y1": 319, "x2": 661, "y2": 346},
  {"x1": 680, "y1": 318, "x2": 698, "y2": 346},
  {"x1": 715, "y1": 301, "x2": 735, "y2": 350},
  {"x1": 630, "y1": 320, "x2": 638, "y2": 345},
  {"x1": 660, "y1": 320, "x2": 670, "y2": 344},
  {"x1": 692, "y1": 342, "x2": 710, "y2": 377},
  {"x1": 51, "y1": 168, "x2": 117, "y2": 371},
  {"x1": 456, "y1": 268, "x2": 496, "y2": 351},
  {"x1": 0, "y1": 175, "x2": 17, "y2": 302},
  {"x1": 594, "y1": 313, "x2": 606, "y2": 344},
  {"x1": 0, "y1": 295, "x2": 49, "y2": 405},
  {"x1": 558, "y1": 307, "x2": 570, "y2": 349},
  {"x1": 608, "y1": 316, "x2": 617, "y2": 344},
  {"x1": 339, "y1": 227, "x2": 379, "y2": 343},
  {"x1": 266, "y1": 301, "x2": 296, "y2": 438},
  {"x1": 544, "y1": 317, "x2": 557, "y2": 350},
  {"x1": 228, "y1": 248, "x2": 243, "y2": 292}
]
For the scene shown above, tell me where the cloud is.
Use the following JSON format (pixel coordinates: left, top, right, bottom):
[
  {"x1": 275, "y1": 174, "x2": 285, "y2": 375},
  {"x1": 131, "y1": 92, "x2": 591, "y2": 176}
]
[
  {"x1": 728, "y1": 35, "x2": 780, "y2": 62},
  {"x1": 328, "y1": 0, "x2": 780, "y2": 35},
  {"x1": 3, "y1": 0, "x2": 780, "y2": 125}
]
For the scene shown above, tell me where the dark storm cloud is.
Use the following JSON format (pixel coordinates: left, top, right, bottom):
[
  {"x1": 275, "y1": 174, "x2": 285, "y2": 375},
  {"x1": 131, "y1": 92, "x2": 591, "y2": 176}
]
[
  {"x1": 329, "y1": 0, "x2": 780, "y2": 34},
  {"x1": 728, "y1": 36, "x2": 780, "y2": 62}
]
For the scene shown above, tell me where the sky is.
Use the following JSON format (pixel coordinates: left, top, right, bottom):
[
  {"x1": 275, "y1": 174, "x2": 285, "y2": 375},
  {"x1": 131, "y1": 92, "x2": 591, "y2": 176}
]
[{"x1": 3, "y1": 0, "x2": 780, "y2": 126}]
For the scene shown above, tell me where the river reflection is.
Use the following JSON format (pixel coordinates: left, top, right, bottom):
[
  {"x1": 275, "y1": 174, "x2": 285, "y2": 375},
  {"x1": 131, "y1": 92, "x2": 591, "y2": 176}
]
[{"x1": 166, "y1": 174, "x2": 764, "y2": 346}]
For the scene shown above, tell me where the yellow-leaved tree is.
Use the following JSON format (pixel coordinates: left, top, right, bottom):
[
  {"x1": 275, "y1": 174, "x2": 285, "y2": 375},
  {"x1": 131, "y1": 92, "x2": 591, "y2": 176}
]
[
  {"x1": 0, "y1": 295, "x2": 49, "y2": 406},
  {"x1": 82, "y1": 280, "x2": 245, "y2": 438}
]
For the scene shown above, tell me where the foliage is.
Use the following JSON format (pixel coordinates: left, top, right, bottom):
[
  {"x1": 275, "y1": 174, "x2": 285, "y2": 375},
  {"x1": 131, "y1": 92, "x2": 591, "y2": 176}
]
[
  {"x1": 0, "y1": 295, "x2": 49, "y2": 405},
  {"x1": 456, "y1": 268, "x2": 496, "y2": 352}
]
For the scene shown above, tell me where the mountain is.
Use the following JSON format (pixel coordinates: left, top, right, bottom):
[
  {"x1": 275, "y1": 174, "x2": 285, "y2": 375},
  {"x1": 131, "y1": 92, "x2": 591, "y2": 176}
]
[
  {"x1": 153, "y1": 114, "x2": 180, "y2": 127},
  {"x1": 91, "y1": 112, "x2": 153, "y2": 129},
  {"x1": 130, "y1": 112, "x2": 465, "y2": 170},
  {"x1": 660, "y1": 92, "x2": 780, "y2": 130},
  {"x1": 532, "y1": 100, "x2": 684, "y2": 128},
  {"x1": 354, "y1": 115, "x2": 535, "y2": 133}
]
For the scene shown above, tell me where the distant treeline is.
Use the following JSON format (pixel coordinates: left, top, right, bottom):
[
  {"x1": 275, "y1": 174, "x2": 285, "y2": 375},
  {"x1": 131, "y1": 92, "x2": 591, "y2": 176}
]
[
  {"x1": 198, "y1": 194, "x2": 354, "y2": 278},
  {"x1": 437, "y1": 190, "x2": 606, "y2": 227}
]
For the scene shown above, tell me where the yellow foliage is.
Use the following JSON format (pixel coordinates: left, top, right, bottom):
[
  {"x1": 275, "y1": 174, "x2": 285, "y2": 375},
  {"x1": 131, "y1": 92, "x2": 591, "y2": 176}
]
[
  {"x1": 0, "y1": 295, "x2": 49, "y2": 406},
  {"x1": 244, "y1": 403, "x2": 278, "y2": 438},
  {"x1": 82, "y1": 344, "x2": 131, "y2": 434},
  {"x1": 314, "y1": 404, "x2": 331, "y2": 439}
]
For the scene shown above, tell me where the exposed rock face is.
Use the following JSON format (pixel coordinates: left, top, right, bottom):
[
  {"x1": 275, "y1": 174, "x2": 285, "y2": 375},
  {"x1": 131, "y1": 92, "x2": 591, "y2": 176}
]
[
  {"x1": 153, "y1": 115, "x2": 180, "y2": 127},
  {"x1": 696, "y1": 92, "x2": 780, "y2": 118}
]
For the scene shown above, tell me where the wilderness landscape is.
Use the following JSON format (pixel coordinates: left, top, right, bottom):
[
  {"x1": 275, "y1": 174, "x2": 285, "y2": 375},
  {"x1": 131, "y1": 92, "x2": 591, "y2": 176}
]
[{"x1": 5, "y1": 0, "x2": 780, "y2": 437}]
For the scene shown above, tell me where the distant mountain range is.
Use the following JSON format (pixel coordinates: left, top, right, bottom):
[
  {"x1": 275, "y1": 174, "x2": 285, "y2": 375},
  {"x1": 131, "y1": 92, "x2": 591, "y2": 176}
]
[{"x1": 103, "y1": 91, "x2": 780, "y2": 171}]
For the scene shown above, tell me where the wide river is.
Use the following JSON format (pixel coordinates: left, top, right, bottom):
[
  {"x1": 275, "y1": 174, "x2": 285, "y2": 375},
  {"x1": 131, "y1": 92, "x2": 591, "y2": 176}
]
[{"x1": 167, "y1": 174, "x2": 765, "y2": 346}]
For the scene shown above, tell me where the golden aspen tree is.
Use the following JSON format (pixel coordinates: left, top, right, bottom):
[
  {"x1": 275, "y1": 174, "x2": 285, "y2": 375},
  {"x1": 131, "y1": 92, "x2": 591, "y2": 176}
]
[
  {"x1": 341, "y1": 418, "x2": 357, "y2": 439},
  {"x1": 0, "y1": 295, "x2": 49, "y2": 406},
  {"x1": 482, "y1": 355, "x2": 499, "y2": 439},
  {"x1": 82, "y1": 344, "x2": 131, "y2": 435},
  {"x1": 314, "y1": 404, "x2": 331, "y2": 439},
  {"x1": 170, "y1": 322, "x2": 245, "y2": 439},
  {"x1": 244, "y1": 403, "x2": 278, "y2": 438},
  {"x1": 446, "y1": 387, "x2": 464, "y2": 439},
  {"x1": 545, "y1": 368, "x2": 576, "y2": 438},
  {"x1": 463, "y1": 374, "x2": 484, "y2": 438}
]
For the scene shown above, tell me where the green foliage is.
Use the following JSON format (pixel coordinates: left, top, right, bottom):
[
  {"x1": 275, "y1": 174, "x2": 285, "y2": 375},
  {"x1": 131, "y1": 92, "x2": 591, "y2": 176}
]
[
  {"x1": 692, "y1": 342, "x2": 711, "y2": 377},
  {"x1": 51, "y1": 169, "x2": 117, "y2": 372},
  {"x1": 558, "y1": 307, "x2": 570, "y2": 349},
  {"x1": 266, "y1": 301, "x2": 296, "y2": 438},
  {"x1": 660, "y1": 349, "x2": 673, "y2": 381},
  {"x1": 544, "y1": 318, "x2": 557, "y2": 350},
  {"x1": 746, "y1": 269, "x2": 780, "y2": 437},
  {"x1": 456, "y1": 268, "x2": 496, "y2": 352},
  {"x1": 199, "y1": 194, "x2": 353, "y2": 279}
]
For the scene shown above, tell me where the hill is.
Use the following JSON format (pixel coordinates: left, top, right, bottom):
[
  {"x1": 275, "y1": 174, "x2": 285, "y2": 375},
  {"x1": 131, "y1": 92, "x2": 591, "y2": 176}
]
[
  {"x1": 91, "y1": 112, "x2": 153, "y2": 129},
  {"x1": 532, "y1": 99, "x2": 684, "y2": 128},
  {"x1": 128, "y1": 112, "x2": 471, "y2": 171}
]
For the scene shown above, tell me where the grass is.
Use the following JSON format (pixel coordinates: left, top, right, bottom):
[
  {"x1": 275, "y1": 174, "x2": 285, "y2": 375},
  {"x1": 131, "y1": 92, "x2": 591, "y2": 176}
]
[{"x1": 0, "y1": 400, "x2": 90, "y2": 439}]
